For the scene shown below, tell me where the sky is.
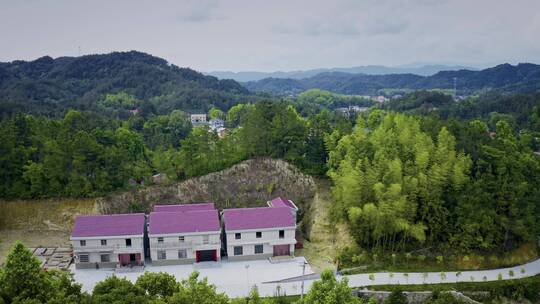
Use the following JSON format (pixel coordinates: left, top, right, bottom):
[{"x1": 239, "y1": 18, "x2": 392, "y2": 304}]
[{"x1": 1, "y1": 0, "x2": 539, "y2": 72}]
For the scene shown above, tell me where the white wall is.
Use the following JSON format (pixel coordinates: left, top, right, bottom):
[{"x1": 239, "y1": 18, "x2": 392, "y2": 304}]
[
  {"x1": 225, "y1": 227, "x2": 296, "y2": 258},
  {"x1": 72, "y1": 236, "x2": 144, "y2": 265},
  {"x1": 149, "y1": 232, "x2": 221, "y2": 261},
  {"x1": 72, "y1": 236, "x2": 144, "y2": 251}
]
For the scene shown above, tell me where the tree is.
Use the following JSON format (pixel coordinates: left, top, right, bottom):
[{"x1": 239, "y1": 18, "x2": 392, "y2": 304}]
[
  {"x1": 209, "y1": 107, "x2": 225, "y2": 120},
  {"x1": 328, "y1": 112, "x2": 471, "y2": 250},
  {"x1": 0, "y1": 242, "x2": 52, "y2": 302},
  {"x1": 135, "y1": 272, "x2": 178, "y2": 298},
  {"x1": 92, "y1": 276, "x2": 148, "y2": 304},
  {"x1": 298, "y1": 270, "x2": 362, "y2": 304},
  {"x1": 0, "y1": 242, "x2": 86, "y2": 304},
  {"x1": 167, "y1": 272, "x2": 229, "y2": 304}
]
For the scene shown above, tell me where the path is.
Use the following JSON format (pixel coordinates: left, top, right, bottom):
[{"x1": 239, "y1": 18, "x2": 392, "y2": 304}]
[
  {"x1": 261, "y1": 257, "x2": 540, "y2": 297},
  {"x1": 297, "y1": 179, "x2": 355, "y2": 272}
]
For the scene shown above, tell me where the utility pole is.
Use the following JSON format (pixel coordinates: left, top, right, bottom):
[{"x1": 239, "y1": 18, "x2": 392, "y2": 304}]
[
  {"x1": 245, "y1": 264, "x2": 250, "y2": 295},
  {"x1": 453, "y1": 77, "x2": 458, "y2": 97},
  {"x1": 300, "y1": 260, "x2": 307, "y2": 300}
]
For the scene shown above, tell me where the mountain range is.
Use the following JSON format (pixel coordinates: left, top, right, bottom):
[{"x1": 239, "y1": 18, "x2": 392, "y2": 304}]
[
  {"x1": 207, "y1": 65, "x2": 476, "y2": 82},
  {"x1": 243, "y1": 63, "x2": 540, "y2": 96},
  {"x1": 0, "y1": 51, "x2": 250, "y2": 117}
]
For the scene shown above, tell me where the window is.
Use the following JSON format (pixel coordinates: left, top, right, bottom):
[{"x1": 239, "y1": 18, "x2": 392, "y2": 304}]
[
  {"x1": 179, "y1": 236, "x2": 185, "y2": 242},
  {"x1": 125, "y1": 239, "x2": 132, "y2": 247},
  {"x1": 256, "y1": 231, "x2": 262, "y2": 238},
  {"x1": 279, "y1": 230, "x2": 285, "y2": 239},
  {"x1": 79, "y1": 254, "x2": 89, "y2": 263},
  {"x1": 100, "y1": 239, "x2": 107, "y2": 246},
  {"x1": 100, "y1": 254, "x2": 110, "y2": 263},
  {"x1": 255, "y1": 244, "x2": 264, "y2": 254},
  {"x1": 157, "y1": 237, "x2": 164, "y2": 243},
  {"x1": 234, "y1": 246, "x2": 243, "y2": 256},
  {"x1": 79, "y1": 240, "x2": 86, "y2": 247},
  {"x1": 157, "y1": 250, "x2": 167, "y2": 260},
  {"x1": 235, "y1": 233, "x2": 241, "y2": 240},
  {"x1": 178, "y1": 249, "x2": 187, "y2": 259},
  {"x1": 202, "y1": 235, "x2": 209, "y2": 244}
]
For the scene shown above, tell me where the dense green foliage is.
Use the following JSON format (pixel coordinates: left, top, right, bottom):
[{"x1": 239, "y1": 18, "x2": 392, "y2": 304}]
[
  {"x1": 297, "y1": 270, "x2": 363, "y2": 304},
  {"x1": 328, "y1": 110, "x2": 540, "y2": 252},
  {"x1": 244, "y1": 63, "x2": 540, "y2": 96},
  {"x1": 0, "y1": 101, "x2": 352, "y2": 199},
  {"x1": 0, "y1": 242, "x2": 88, "y2": 304},
  {"x1": 0, "y1": 51, "x2": 252, "y2": 118},
  {"x1": 293, "y1": 89, "x2": 375, "y2": 116}
]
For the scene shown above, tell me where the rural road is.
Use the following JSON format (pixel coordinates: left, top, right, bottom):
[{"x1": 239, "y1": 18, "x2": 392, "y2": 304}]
[{"x1": 260, "y1": 257, "x2": 540, "y2": 297}]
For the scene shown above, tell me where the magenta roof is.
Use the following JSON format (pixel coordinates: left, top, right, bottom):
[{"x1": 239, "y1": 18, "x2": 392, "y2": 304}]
[
  {"x1": 153, "y1": 203, "x2": 215, "y2": 213},
  {"x1": 223, "y1": 207, "x2": 295, "y2": 231},
  {"x1": 269, "y1": 197, "x2": 297, "y2": 210},
  {"x1": 71, "y1": 213, "x2": 145, "y2": 238},
  {"x1": 148, "y1": 210, "x2": 220, "y2": 235}
]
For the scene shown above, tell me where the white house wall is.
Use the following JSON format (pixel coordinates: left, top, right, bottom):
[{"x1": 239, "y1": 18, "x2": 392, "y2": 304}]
[
  {"x1": 225, "y1": 227, "x2": 296, "y2": 261},
  {"x1": 70, "y1": 235, "x2": 144, "y2": 269},
  {"x1": 148, "y1": 232, "x2": 221, "y2": 265}
]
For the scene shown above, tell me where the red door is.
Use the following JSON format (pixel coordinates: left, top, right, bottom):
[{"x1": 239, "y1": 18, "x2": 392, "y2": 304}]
[{"x1": 273, "y1": 245, "x2": 290, "y2": 256}]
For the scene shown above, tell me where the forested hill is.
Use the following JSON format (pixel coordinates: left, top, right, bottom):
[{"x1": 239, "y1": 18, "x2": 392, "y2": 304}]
[
  {"x1": 0, "y1": 51, "x2": 251, "y2": 117},
  {"x1": 243, "y1": 63, "x2": 540, "y2": 96}
]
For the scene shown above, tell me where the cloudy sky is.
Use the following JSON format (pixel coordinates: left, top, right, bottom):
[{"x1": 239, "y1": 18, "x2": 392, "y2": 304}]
[{"x1": 1, "y1": 0, "x2": 539, "y2": 72}]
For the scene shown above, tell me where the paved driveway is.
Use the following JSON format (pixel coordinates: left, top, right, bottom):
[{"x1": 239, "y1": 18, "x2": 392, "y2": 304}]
[{"x1": 72, "y1": 257, "x2": 314, "y2": 298}]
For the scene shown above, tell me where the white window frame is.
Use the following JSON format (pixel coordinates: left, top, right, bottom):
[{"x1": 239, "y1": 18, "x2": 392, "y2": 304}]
[
  {"x1": 254, "y1": 244, "x2": 264, "y2": 254},
  {"x1": 157, "y1": 250, "x2": 167, "y2": 260},
  {"x1": 178, "y1": 249, "x2": 187, "y2": 259}
]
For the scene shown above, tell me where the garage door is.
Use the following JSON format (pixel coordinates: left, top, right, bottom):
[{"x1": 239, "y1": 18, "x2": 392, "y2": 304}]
[
  {"x1": 196, "y1": 250, "x2": 216, "y2": 262},
  {"x1": 273, "y1": 245, "x2": 290, "y2": 257}
]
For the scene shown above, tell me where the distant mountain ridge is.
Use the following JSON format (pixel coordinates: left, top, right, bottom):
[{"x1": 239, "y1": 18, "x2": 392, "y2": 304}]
[
  {"x1": 0, "y1": 51, "x2": 250, "y2": 117},
  {"x1": 243, "y1": 63, "x2": 540, "y2": 96},
  {"x1": 207, "y1": 64, "x2": 476, "y2": 81}
]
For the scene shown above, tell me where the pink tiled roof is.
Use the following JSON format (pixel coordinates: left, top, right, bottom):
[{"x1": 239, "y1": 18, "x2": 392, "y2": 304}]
[
  {"x1": 148, "y1": 210, "x2": 220, "y2": 235},
  {"x1": 269, "y1": 197, "x2": 297, "y2": 210},
  {"x1": 71, "y1": 213, "x2": 145, "y2": 237},
  {"x1": 153, "y1": 203, "x2": 215, "y2": 212},
  {"x1": 223, "y1": 207, "x2": 295, "y2": 231}
]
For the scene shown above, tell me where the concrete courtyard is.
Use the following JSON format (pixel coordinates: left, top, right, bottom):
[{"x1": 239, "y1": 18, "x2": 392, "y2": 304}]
[{"x1": 72, "y1": 257, "x2": 314, "y2": 298}]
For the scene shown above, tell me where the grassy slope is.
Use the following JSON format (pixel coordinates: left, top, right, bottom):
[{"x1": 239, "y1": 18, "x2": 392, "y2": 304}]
[
  {"x1": 296, "y1": 179, "x2": 356, "y2": 272},
  {"x1": 0, "y1": 198, "x2": 98, "y2": 263}
]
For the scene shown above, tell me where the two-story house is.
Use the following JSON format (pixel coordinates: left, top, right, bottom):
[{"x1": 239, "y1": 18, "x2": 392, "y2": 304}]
[
  {"x1": 148, "y1": 209, "x2": 221, "y2": 265},
  {"x1": 223, "y1": 207, "x2": 296, "y2": 261},
  {"x1": 70, "y1": 213, "x2": 146, "y2": 269}
]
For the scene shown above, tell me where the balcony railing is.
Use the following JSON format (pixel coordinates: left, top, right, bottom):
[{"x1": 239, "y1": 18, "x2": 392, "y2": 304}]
[
  {"x1": 153, "y1": 240, "x2": 220, "y2": 248},
  {"x1": 73, "y1": 244, "x2": 140, "y2": 252}
]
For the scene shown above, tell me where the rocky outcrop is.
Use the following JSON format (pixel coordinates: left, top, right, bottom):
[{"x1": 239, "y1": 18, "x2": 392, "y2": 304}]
[{"x1": 97, "y1": 158, "x2": 316, "y2": 214}]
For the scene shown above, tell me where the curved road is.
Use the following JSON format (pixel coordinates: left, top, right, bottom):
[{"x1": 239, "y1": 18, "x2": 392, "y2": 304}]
[{"x1": 259, "y1": 258, "x2": 540, "y2": 297}]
